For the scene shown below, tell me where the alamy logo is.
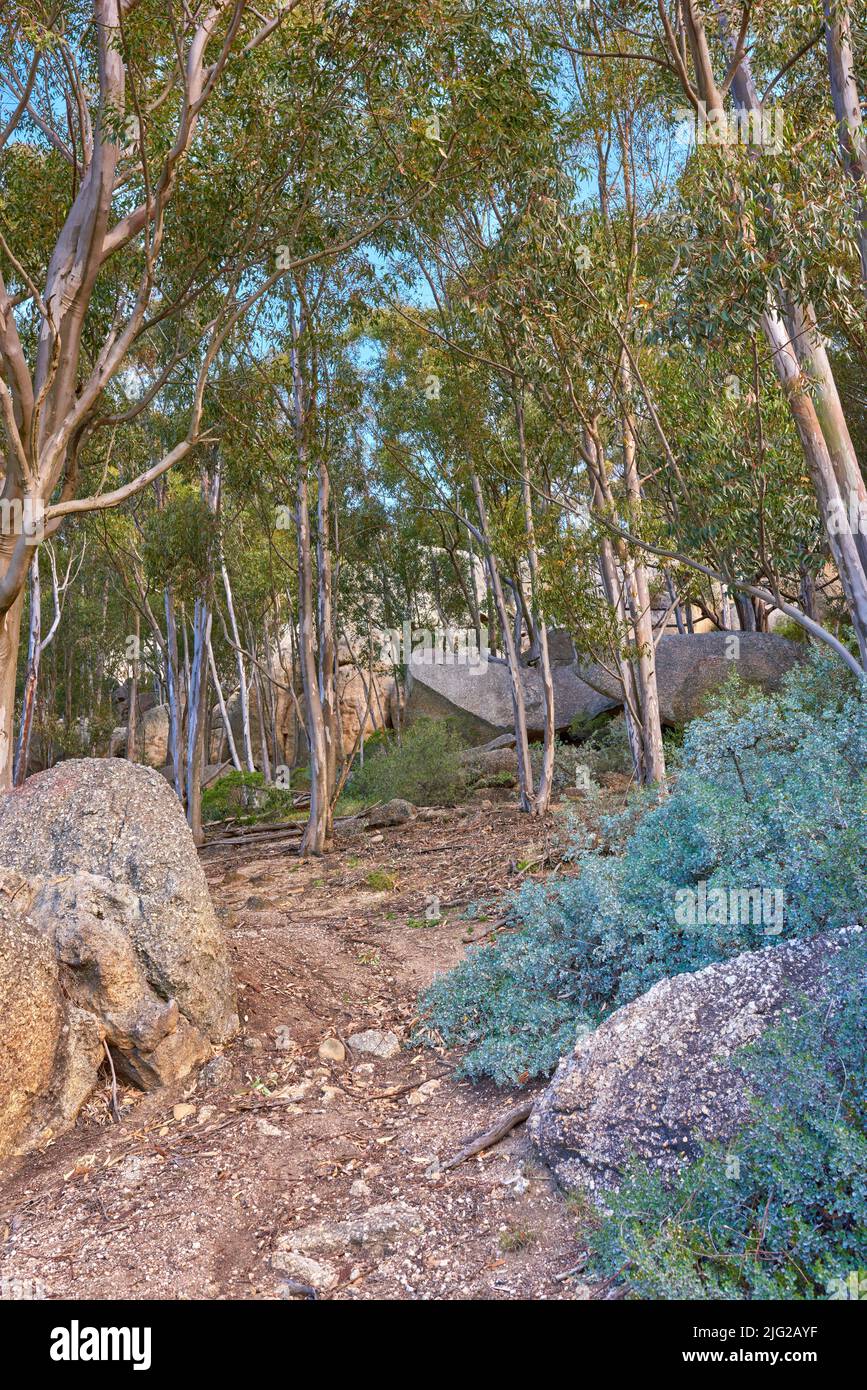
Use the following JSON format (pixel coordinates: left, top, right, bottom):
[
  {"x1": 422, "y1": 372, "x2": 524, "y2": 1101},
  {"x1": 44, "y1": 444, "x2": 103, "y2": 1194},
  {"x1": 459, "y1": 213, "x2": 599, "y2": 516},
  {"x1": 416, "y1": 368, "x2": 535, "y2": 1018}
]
[
  {"x1": 0, "y1": 1274, "x2": 45, "y2": 1299},
  {"x1": 50, "y1": 1320, "x2": 152, "y2": 1371},
  {"x1": 828, "y1": 489, "x2": 867, "y2": 537},
  {"x1": 381, "y1": 621, "x2": 489, "y2": 672},
  {"x1": 826, "y1": 1270, "x2": 867, "y2": 1300},
  {"x1": 0, "y1": 497, "x2": 44, "y2": 544},
  {"x1": 675, "y1": 102, "x2": 784, "y2": 155},
  {"x1": 674, "y1": 880, "x2": 784, "y2": 934}
]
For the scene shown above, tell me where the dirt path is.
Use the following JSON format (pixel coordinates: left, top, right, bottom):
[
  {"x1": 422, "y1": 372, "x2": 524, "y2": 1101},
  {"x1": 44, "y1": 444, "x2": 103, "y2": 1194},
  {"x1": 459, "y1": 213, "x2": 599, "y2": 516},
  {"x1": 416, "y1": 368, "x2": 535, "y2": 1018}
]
[{"x1": 0, "y1": 798, "x2": 608, "y2": 1302}]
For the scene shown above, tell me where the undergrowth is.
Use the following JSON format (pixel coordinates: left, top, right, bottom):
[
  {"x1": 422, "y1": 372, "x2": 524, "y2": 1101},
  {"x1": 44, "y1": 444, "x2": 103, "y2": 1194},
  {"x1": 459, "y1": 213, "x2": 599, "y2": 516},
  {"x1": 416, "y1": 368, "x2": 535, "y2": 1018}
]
[{"x1": 417, "y1": 654, "x2": 867, "y2": 1083}]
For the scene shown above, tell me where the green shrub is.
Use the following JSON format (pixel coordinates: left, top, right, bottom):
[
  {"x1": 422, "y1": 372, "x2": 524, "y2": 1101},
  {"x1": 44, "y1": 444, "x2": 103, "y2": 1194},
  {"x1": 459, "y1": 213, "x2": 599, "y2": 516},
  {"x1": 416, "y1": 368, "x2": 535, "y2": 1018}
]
[
  {"x1": 201, "y1": 769, "x2": 297, "y2": 824},
  {"x1": 348, "y1": 718, "x2": 469, "y2": 806},
  {"x1": 530, "y1": 737, "x2": 597, "y2": 793},
  {"x1": 581, "y1": 717, "x2": 633, "y2": 778},
  {"x1": 366, "y1": 868, "x2": 398, "y2": 891},
  {"x1": 417, "y1": 654, "x2": 867, "y2": 1083},
  {"x1": 771, "y1": 616, "x2": 811, "y2": 644},
  {"x1": 568, "y1": 710, "x2": 616, "y2": 741},
  {"x1": 590, "y1": 938, "x2": 867, "y2": 1300}
]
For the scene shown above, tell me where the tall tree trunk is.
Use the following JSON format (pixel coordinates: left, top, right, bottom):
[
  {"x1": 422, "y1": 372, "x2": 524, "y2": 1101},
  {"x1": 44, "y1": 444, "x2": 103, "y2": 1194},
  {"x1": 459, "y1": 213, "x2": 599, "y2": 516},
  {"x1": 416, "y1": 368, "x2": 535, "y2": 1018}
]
[
  {"x1": 316, "y1": 453, "x2": 338, "y2": 827},
  {"x1": 619, "y1": 359, "x2": 666, "y2": 787},
  {"x1": 252, "y1": 661, "x2": 272, "y2": 783},
  {"x1": 471, "y1": 472, "x2": 535, "y2": 812},
  {"x1": 126, "y1": 609, "x2": 140, "y2": 764},
  {"x1": 291, "y1": 302, "x2": 331, "y2": 856},
  {"x1": 13, "y1": 552, "x2": 40, "y2": 786},
  {"x1": 0, "y1": 580, "x2": 25, "y2": 788},
  {"x1": 585, "y1": 427, "x2": 647, "y2": 781},
  {"x1": 185, "y1": 598, "x2": 211, "y2": 845},
  {"x1": 515, "y1": 391, "x2": 555, "y2": 816},
  {"x1": 164, "y1": 587, "x2": 184, "y2": 798},
  {"x1": 825, "y1": 0, "x2": 867, "y2": 291},
  {"x1": 296, "y1": 461, "x2": 331, "y2": 853}
]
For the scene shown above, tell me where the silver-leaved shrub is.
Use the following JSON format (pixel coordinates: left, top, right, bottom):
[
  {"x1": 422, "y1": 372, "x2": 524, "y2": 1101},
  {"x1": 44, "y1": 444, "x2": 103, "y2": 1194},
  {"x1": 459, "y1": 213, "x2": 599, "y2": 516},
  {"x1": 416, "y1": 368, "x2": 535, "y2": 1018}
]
[{"x1": 418, "y1": 654, "x2": 867, "y2": 1083}]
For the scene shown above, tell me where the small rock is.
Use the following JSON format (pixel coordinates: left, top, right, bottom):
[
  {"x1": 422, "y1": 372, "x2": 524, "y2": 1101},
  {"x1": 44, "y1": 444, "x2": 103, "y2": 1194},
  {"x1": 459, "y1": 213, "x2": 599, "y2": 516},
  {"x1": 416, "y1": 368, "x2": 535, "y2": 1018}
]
[
  {"x1": 173, "y1": 1103, "x2": 196, "y2": 1121},
  {"x1": 271, "y1": 1249, "x2": 338, "y2": 1291},
  {"x1": 348, "y1": 1029, "x2": 401, "y2": 1060},
  {"x1": 274, "y1": 1081, "x2": 311, "y2": 1102},
  {"x1": 277, "y1": 1202, "x2": 422, "y2": 1259},
  {"x1": 255, "y1": 1117, "x2": 284, "y2": 1138},
  {"x1": 274, "y1": 1025, "x2": 296, "y2": 1052},
  {"x1": 365, "y1": 798, "x2": 417, "y2": 830},
  {"x1": 407, "y1": 1079, "x2": 441, "y2": 1106},
  {"x1": 318, "y1": 1037, "x2": 346, "y2": 1064},
  {"x1": 200, "y1": 1053, "x2": 233, "y2": 1088}
]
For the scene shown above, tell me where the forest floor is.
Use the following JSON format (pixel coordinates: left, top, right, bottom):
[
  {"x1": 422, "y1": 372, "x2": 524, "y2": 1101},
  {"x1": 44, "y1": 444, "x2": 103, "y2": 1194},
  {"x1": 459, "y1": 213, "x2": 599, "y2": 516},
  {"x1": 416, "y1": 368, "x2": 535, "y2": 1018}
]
[{"x1": 0, "y1": 790, "x2": 625, "y2": 1302}]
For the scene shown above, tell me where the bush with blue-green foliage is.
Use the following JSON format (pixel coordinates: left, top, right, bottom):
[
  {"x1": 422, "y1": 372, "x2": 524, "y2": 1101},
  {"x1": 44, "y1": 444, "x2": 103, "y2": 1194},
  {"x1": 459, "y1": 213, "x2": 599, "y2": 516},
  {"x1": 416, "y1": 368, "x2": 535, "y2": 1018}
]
[
  {"x1": 589, "y1": 937, "x2": 867, "y2": 1299},
  {"x1": 418, "y1": 653, "x2": 867, "y2": 1084}
]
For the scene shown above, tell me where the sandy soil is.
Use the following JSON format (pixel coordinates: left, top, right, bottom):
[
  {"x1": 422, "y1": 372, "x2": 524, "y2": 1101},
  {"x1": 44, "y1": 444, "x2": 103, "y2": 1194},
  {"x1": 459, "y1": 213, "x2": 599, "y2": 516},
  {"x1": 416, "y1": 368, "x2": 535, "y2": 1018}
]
[{"x1": 0, "y1": 795, "x2": 619, "y2": 1302}]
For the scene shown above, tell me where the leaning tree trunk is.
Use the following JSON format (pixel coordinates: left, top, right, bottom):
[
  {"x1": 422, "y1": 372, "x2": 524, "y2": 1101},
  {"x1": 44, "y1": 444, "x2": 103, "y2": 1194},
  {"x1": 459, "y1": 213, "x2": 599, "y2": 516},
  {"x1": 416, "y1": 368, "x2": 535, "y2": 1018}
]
[
  {"x1": 825, "y1": 0, "x2": 867, "y2": 292},
  {"x1": 208, "y1": 636, "x2": 242, "y2": 771},
  {"x1": 221, "y1": 560, "x2": 255, "y2": 773}
]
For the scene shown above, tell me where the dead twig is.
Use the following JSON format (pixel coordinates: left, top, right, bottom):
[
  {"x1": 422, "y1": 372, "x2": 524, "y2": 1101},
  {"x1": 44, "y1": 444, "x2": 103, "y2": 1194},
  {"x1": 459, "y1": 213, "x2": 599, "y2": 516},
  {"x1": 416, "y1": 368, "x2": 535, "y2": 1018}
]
[{"x1": 102, "y1": 1040, "x2": 121, "y2": 1123}]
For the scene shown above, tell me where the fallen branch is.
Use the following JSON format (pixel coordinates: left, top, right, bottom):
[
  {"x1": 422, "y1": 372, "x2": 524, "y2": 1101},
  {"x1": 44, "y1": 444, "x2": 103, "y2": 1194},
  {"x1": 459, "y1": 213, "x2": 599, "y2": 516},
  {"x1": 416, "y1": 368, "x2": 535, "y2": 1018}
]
[
  {"x1": 438, "y1": 1100, "x2": 533, "y2": 1171},
  {"x1": 201, "y1": 823, "x2": 304, "y2": 849}
]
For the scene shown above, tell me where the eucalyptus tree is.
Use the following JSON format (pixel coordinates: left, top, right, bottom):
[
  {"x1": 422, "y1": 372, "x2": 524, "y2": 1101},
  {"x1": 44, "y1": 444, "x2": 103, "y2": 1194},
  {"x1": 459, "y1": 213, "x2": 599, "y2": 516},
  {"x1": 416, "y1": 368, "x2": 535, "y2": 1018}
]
[
  {"x1": 571, "y1": 0, "x2": 867, "y2": 670},
  {"x1": 0, "y1": 0, "x2": 507, "y2": 791},
  {"x1": 0, "y1": 1, "x2": 297, "y2": 782}
]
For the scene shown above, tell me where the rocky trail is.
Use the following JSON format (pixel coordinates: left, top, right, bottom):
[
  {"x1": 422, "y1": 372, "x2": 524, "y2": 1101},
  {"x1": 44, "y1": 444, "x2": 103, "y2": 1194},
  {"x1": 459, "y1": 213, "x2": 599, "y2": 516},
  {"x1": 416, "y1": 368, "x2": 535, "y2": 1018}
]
[{"x1": 0, "y1": 797, "x2": 618, "y2": 1302}]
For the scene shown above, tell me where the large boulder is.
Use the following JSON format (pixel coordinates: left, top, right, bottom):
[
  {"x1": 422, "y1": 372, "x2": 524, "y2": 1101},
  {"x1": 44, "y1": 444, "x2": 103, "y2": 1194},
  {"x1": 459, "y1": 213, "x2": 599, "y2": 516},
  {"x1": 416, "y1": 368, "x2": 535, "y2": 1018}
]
[
  {"x1": 406, "y1": 651, "x2": 616, "y2": 739},
  {"x1": 112, "y1": 680, "x2": 159, "y2": 724},
  {"x1": 0, "y1": 869, "x2": 103, "y2": 1160},
  {"x1": 109, "y1": 702, "x2": 170, "y2": 768},
  {"x1": 31, "y1": 873, "x2": 211, "y2": 1090},
  {"x1": 0, "y1": 759, "x2": 238, "y2": 1045},
  {"x1": 530, "y1": 929, "x2": 859, "y2": 1199},
  {"x1": 336, "y1": 666, "x2": 397, "y2": 758},
  {"x1": 579, "y1": 632, "x2": 804, "y2": 725}
]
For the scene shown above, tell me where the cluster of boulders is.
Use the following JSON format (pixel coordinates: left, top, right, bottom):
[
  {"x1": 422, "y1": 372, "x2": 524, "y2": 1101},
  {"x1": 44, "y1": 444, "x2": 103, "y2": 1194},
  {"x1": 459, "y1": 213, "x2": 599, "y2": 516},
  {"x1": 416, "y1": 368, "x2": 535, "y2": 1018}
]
[
  {"x1": 102, "y1": 629, "x2": 804, "y2": 779},
  {"x1": 407, "y1": 631, "x2": 804, "y2": 740},
  {"x1": 0, "y1": 759, "x2": 238, "y2": 1161}
]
